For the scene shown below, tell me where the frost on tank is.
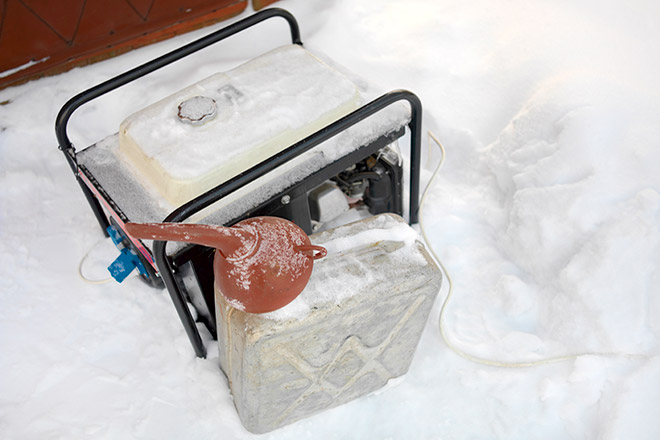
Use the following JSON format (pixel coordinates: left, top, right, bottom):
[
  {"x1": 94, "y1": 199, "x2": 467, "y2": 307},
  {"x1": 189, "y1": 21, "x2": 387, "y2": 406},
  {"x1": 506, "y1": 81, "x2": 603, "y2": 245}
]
[
  {"x1": 263, "y1": 214, "x2": 429, "y2": 321},
  {"x1": 118, "y1": 44, "x2": 361, "y2": 206}
]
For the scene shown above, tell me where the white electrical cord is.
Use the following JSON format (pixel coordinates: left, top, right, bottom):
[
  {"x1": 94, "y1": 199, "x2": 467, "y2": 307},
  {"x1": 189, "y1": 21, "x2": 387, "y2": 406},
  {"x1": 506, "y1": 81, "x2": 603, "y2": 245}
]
[
  {"x1": 419, "y1": 131, "x2": 651, "y2": 367},
  {"x1": 78, "y1": 237, "x2": 114, "y2": 285}
]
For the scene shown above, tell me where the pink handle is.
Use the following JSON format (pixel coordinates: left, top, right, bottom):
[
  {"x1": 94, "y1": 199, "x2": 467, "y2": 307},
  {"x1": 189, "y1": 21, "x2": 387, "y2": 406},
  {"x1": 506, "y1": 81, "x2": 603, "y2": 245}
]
[{"x1": 295, "y1": 245, "x2": 327, "y2": 260}]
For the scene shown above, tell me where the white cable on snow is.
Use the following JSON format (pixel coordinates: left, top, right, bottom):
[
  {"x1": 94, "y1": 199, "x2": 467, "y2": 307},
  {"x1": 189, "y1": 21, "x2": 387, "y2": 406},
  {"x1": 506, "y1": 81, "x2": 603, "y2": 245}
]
[
  {"x1": 78, "y1": 237, "x2": 113, "y2": 285},
  {"x1": 419, "y1": 131, "x2": 651, "y2": 368}
]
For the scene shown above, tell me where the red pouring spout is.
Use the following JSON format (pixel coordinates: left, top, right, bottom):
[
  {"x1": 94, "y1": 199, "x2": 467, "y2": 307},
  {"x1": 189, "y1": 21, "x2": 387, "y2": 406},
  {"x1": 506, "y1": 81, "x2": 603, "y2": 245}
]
[
  {"x1": 124, "y1": 221, "x2": 257, "y2": 258},
  {"x1": 125, "y1": 217, "x2": 326, "y2": 313}
]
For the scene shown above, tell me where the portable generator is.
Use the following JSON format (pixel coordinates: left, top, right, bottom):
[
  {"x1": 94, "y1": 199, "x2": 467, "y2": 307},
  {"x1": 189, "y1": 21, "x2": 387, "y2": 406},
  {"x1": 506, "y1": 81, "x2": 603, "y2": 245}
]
[{"x1": 56, "y1": 8, "x2": 422, "y2": 359}]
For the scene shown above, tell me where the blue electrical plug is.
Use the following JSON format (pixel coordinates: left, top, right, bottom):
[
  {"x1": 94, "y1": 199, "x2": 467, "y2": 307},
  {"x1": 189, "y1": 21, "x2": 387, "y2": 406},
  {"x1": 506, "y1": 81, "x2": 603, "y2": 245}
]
[{"x1": 107, "y1": 225, "x2": 148, "y2": 283}]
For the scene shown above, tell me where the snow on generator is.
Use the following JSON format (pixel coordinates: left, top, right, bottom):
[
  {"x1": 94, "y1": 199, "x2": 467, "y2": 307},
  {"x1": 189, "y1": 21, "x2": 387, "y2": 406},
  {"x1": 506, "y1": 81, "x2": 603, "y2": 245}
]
[{"x1": 56, "y1": 9, "x2": 441, "y2": 433}]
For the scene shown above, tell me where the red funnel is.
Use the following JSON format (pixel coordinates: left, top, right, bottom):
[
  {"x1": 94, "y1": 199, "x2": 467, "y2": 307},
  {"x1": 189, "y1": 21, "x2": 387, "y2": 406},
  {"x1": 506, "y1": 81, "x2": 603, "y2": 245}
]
[{"x1": 125, "y1": 217, "x2": 326, "y2": 313}]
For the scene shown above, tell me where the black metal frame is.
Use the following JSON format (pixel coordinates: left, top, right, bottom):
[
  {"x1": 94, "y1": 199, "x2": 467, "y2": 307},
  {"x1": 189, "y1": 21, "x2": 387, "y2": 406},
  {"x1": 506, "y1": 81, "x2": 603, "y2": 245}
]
[
  {"x1": 55, "y1": 8, "x2": 422, "y2": 358},
  {"x1": 56, "y1": 8, "x2": 301, "y2": 236}
]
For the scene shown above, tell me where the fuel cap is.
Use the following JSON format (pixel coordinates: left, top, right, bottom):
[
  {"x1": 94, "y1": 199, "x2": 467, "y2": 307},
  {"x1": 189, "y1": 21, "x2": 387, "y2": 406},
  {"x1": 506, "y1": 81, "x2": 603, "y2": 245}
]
[{"x1": 177, "y1": 96, "x2": 217, "y2": 125}]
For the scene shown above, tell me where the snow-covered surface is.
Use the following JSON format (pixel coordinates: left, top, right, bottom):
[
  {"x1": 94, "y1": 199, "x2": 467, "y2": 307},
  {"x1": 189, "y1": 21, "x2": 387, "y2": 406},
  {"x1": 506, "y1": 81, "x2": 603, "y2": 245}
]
[
  {"x1": 0, "y1": 57, "x2": 50, "y2": 79},
  {"x1": 118, "y1": 44, "x2": 360, "y2": 205},
  {"x1": 1, "y1": 0, "x2": 659, "y2": 438}
]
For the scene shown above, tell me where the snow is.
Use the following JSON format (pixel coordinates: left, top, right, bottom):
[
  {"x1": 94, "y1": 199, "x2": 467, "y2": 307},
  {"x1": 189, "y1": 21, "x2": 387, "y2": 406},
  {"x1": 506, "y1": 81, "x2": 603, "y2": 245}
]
[
  {"x1": 1, "y1": 0, "x2": 659, "y2": 438},
  {"x1": 0, "y1": 57, "x2": 50, "y2": 79}
]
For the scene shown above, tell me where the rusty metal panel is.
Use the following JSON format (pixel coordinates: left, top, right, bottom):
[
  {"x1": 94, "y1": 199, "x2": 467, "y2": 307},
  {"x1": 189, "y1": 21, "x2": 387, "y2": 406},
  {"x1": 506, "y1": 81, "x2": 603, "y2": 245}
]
[
  {"x1": 253, "y1": 0, "x2": 279, "y2": 11},
  {"x1": 0, "y1": 0, "x2": 248, "y2": 89}
]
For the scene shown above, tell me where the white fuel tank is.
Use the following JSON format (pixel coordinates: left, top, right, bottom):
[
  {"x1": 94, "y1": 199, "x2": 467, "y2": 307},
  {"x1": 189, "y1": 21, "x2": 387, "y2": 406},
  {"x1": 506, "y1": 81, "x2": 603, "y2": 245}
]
[{"x1": 119, "y1": 45, "x2": 360, "y2": 206}]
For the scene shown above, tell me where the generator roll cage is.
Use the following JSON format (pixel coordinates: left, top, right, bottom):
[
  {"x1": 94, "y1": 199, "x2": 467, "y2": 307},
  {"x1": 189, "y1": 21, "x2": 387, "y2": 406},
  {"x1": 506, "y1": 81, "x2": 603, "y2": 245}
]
[{"x1": 55, "y1": 8, "x2": 423, "y2": 358}]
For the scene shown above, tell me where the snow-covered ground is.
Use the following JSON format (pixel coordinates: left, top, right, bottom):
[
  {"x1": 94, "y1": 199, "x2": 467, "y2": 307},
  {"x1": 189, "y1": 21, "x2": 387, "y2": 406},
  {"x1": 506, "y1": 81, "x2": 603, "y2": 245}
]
[{"x1": 1, "y1": 0, "x2": 659, "y2": 438}]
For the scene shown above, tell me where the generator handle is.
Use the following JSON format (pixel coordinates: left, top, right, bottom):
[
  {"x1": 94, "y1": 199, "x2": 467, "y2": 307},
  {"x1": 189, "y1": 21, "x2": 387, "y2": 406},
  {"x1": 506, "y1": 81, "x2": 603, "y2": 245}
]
[
  {"x1": 153, "y1": 90, "x2": 422, "y2": 357},
  {"x1": 55, "y1": 7, "x2": 301, "y2": 169}
]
